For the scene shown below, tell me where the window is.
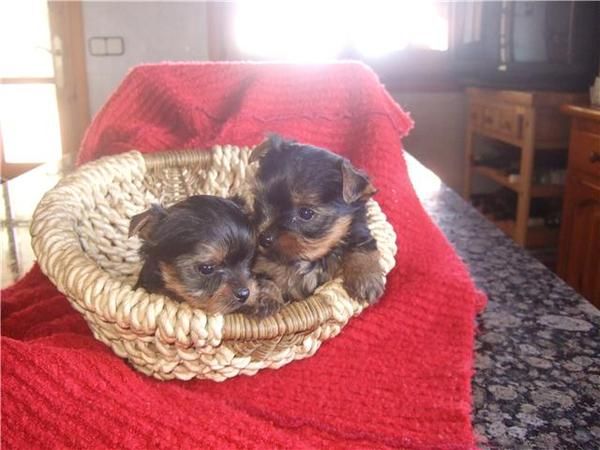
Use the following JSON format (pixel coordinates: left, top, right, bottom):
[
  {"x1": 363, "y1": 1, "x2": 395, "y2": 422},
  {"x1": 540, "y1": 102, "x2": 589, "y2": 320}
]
[
  {"x1": 234, "y1": 1, "x2": 448, "y2": 61},
  {"x1": 0, "y1": 0, "x2": 62, "y2": 165}
]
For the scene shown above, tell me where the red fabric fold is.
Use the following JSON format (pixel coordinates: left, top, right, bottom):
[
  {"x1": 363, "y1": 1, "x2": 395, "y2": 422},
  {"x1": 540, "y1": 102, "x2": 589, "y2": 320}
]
[{"x1": 2, "y1": 62, "x2": 482, "y2": 449}]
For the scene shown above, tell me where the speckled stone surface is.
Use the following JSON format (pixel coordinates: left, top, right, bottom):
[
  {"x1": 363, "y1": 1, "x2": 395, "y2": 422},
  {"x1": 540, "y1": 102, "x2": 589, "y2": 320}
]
[{"x1": 407, "y1": 155, "x2": 600, "y2": 449}]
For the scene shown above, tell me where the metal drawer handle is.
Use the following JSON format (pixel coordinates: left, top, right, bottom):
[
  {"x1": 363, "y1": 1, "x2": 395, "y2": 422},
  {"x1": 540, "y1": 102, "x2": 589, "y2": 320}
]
[{"x1": 591, "y1": 151, "x2": 600, "y2": 163}]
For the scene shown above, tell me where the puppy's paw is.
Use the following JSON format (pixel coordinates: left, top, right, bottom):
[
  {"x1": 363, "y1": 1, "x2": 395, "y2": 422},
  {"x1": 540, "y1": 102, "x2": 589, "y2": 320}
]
[
  {"x1": 343, "y1": 272, "x2": 385, "y2": 304},
  {"x1": 239, "y1": 279, "x2": 284, "y2": 318},
  {"x1": 342, "y1": 250, "x2": 385, "y2": 304}
]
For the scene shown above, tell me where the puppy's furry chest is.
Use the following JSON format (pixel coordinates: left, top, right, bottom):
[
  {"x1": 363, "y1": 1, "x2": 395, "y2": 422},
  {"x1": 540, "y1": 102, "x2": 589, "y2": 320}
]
[{"x1": 254, "y1": 250, "x2": 342, "y2": 302}]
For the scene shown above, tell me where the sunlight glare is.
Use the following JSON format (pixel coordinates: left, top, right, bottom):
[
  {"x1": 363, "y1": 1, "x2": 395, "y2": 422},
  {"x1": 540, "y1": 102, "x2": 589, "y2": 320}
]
[
  {"x1": 235, "y1": 1, "x2": 347, "y2": 61},
  {"x1": 234, "y1": 1, "x2": 448, "y2": 60},
  {"x1": 409, "y1": 159, "x2": 442, "y2": 198},
  {"x1": 0, "y1": 85, "x2": 62, "y2": 164}
]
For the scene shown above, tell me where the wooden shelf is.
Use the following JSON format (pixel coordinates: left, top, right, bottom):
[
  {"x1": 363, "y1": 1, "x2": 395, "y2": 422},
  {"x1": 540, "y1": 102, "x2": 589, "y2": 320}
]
[
  {"x1": 473, "y1": 129, "x2": 569, "y2": 151},
  {"x1": 488, "y1": 217, "x2": 560, "y2": 249},
  {"x1": 472, "y1": 165, "x2": 519, "y2": 191},
  {"x1": 472, "y1": 127, "x2": 524, "y2": 149},
  {"x1": 472, "y1": 165, "x2": 564, "y2": 198},
  {"x1": 464, "y1": 88, "x2": 578, "y2": 249},
  {"x1": 530, "y1": 183, "x2": 564, "y2": 198}
]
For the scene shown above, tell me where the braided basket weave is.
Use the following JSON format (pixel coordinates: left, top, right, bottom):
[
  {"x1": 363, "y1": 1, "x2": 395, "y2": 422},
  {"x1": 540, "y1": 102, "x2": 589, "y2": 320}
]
[{"x1": 30, "y1": 146, "x2": 397, "y2": 381}]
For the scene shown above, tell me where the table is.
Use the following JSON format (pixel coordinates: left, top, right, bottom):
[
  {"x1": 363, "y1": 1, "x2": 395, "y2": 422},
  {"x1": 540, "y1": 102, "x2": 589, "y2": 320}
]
[
  {"x1": 410, "y1": 156, "x2": 599, "y2": 448},
  {"x1": 1, "y1": 153, "x2": 598, "y2": 448}
]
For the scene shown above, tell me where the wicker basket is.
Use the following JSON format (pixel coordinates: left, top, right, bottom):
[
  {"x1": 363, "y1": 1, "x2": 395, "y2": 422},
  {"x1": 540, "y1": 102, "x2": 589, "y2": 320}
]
[{"x1": 30, "y1": 146, "x2": 397, "y2": 381}]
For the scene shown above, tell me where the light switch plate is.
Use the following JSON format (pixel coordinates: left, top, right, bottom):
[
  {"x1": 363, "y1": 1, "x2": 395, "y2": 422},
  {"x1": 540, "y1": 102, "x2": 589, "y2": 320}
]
[
  {"x1": 88, "y1": 37, "x2": 107, "y2": 56},
  {"x1": 88, "y1": 37, "x2": 125, "y2": 56},
  {"x1": 106, "y1": 37, "x2": 124, "y2": 56}
]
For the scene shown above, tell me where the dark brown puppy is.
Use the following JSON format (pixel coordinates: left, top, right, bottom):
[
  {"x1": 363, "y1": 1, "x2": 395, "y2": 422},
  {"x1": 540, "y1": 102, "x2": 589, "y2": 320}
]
[
  {"x1": 129, "y1": 195, "x2": 272, "y2": 316},
  {"x1": 250, "y1": 135, "x2": 385, "y2": 310}
]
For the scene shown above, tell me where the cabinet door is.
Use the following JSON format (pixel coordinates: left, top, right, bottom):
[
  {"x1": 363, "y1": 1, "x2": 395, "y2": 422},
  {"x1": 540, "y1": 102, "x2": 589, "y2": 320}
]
[{"x1": 559, "y1": 175, "x2": 600, "y2": 306}]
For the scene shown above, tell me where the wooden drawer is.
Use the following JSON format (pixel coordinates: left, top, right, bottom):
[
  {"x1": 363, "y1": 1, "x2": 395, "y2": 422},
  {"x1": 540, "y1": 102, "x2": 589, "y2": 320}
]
[
  {"x1": 473, "y1": 103, "x2": 523, "y2": 141},
  {"x1": 497, "y1": 106, "x2": 523, "y2": 140},
  {"x1": 569, "y1": 129, "x2": 600, "y2": 178},
  {"x1": 481, "y1": 106, "x2": 498, "y2": 131},
  {"x1": 469, "y1": 103, "x2": 483, "y2": 128}
]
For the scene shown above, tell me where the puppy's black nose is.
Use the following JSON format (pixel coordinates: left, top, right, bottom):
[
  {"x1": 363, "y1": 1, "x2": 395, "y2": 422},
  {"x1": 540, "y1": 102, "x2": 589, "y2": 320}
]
[
  {"x1": 259, "y1": 233, "x2": 274, "y2": 248},
  {"x1": 235, "y1": 287, "x2": 250, "y2": 302}
]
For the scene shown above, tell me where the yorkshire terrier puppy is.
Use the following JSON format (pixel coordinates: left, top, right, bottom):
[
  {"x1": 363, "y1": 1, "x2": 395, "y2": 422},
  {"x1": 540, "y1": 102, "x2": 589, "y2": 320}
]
[
  {"x1": 129, "y1": 195, "x2": 271, "y2": 316},
  {"x1": 249, "y1": 135, "x2": 385, "y2": 309}
]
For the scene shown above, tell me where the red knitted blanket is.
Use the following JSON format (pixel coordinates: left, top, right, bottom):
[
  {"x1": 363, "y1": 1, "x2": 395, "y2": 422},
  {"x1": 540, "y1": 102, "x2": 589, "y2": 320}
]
[{"x1": 2, "y1": 62, "x2": 484, "y2": 449}]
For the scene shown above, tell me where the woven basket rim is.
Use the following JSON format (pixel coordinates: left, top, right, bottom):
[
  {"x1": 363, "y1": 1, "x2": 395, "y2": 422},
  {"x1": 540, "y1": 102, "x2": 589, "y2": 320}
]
[{"x1": 31, "y1": 147, "x2": 397, "y2": 347}]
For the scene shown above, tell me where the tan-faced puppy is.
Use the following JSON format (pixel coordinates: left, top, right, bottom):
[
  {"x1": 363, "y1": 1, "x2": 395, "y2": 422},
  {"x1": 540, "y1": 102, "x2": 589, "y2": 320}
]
[
  {"x1": 249, "y1": 135, "x2": 385, "y2": 309},
  {"x1": 129, "y1": 195, "x2": 276, "y2": 317}
]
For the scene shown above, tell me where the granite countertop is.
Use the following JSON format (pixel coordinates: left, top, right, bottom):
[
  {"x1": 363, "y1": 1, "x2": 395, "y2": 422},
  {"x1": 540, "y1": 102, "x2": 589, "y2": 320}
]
[
  {"x1": 2, "y1": 153, "x2": 599, "y2": 449},
  {"x1": 407, "y1": 156, "x2": 600, "y2": 449}
]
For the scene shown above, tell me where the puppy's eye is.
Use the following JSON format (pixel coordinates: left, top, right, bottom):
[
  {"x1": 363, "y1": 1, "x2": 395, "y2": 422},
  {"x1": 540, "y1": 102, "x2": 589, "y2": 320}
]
[
  {"x1": 196, "y1": 264, "x2": 215, "y2": 275},
  {"x1": 298, "y1": 207, "x2": 315, "y2": 220}
]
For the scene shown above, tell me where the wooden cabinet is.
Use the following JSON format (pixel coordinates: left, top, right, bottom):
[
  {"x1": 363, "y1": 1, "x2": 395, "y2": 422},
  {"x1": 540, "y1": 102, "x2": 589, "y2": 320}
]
[
  {"x1": 559, "y1": 105, "x2": 600, "y2": 307},
  {"x1": 464, "y1": 88, "x2": 586, "y2": 248}
]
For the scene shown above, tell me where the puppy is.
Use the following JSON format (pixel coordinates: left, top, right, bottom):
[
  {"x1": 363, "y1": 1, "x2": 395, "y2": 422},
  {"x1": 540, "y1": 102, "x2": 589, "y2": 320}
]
[
  {"x1": 249, "y1": 135, "x2": 385, "y2": 309},
  {"x1": 129, "y1": 195, "x2": 270, "y2": 316}
]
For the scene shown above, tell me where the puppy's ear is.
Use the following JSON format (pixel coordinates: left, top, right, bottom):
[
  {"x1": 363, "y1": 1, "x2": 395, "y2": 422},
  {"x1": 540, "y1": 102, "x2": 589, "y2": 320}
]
[
  {"x1": 128, "y1": 205, "x2": 167, "y2": 239},
  {"x1": 340, "y1": 160, "x2": 377, "y2": 203},
  {"x1": 249, "y1": 134, "x2": 284, "y2": 164}
]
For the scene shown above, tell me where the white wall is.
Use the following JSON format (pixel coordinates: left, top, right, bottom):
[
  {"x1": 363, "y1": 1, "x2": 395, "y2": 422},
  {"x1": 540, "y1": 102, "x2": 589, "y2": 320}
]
[
  {"x1": 391, "y1": 92, "x2": 466, "y2": 191},
  {"x1": 82, "y1": 1, "x2": 209, "y2": 116}
]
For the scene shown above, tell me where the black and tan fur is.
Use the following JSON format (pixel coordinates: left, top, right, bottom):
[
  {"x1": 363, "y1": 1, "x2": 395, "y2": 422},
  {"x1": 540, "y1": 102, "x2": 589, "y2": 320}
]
[
  {"x1": 129, "y1": 195, "x2": 272, "y2": 316},
  {"x1": 249, "y1": 135, "x2": 385, "y2": 312}
]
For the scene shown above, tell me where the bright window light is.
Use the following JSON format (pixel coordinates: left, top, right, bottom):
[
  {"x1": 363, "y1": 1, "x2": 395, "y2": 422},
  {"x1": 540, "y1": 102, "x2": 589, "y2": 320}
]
[
  {"x1": 1, "y1": 0, "x2": 62, "y2": 165},
  {"x1": 0, "y1": 0, "x2": 54, "y2": 78},
  {"x1": 0, "y1": 84, "x2": 62, "y2": 163},
  {"x1": 234, "y1": 1, "x2": 448, "y2": 61}
]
